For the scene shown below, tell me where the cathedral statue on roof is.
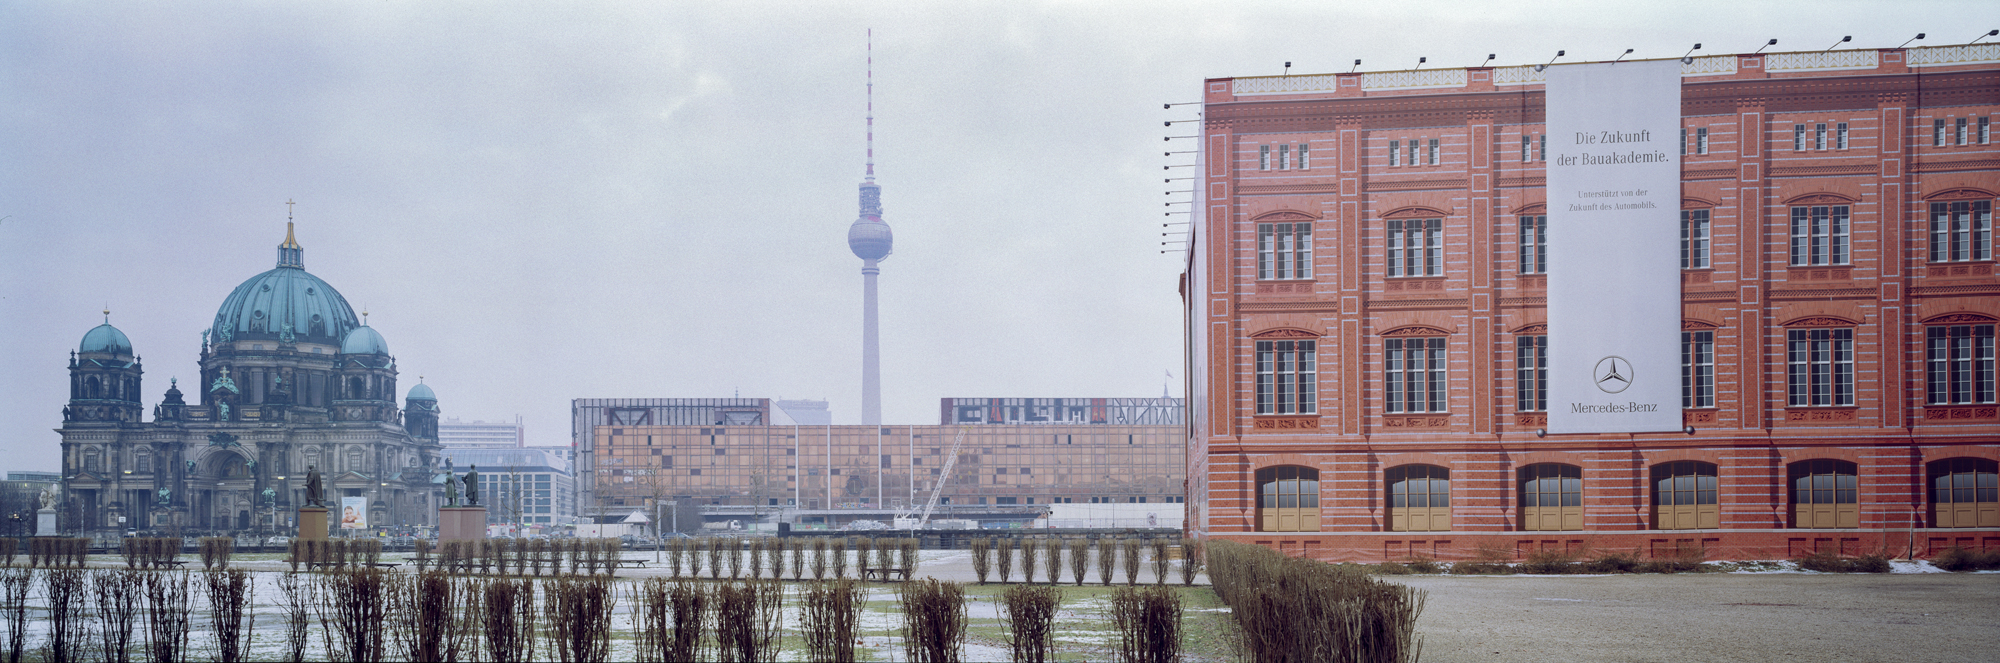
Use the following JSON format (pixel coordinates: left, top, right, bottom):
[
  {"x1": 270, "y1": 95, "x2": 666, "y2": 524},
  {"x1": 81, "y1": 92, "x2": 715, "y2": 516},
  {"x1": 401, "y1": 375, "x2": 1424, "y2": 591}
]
[{"x1": 57, "y1": 212, "x2": 446, "y2": 536}]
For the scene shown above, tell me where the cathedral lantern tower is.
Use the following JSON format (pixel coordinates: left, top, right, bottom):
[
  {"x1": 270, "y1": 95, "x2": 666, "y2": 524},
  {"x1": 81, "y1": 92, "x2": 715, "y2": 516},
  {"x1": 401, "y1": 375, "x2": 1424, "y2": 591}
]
[{"x1": 67, "y1": 311, "x2": 145, "y2": 425}]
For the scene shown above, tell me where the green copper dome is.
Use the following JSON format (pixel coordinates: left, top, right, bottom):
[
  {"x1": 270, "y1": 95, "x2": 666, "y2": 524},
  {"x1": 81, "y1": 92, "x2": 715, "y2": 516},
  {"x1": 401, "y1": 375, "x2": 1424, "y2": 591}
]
[
  {"x1": 341, "y1": 324, "x2": 389, "y2": 355},
  {"x1": 210, "y1": 223, "x2": 360, "y2": 346},
  {"x1": 406, "y1": 383, "x2": 436, "y2": 401},
  {"x1": 79, "y1": 322, "x2": 133, "y2": 355}
]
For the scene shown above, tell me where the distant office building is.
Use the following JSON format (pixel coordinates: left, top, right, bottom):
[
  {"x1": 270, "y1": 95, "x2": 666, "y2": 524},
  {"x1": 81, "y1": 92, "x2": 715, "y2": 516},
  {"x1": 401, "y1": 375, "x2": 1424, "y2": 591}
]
[
  {"x1": 439, "y1": 416, "x2": 526, "y2": 448},
  {"x1": 940, "y1": 398, "x2": 1184, "y2": 425},
  {"x1": 6, "y1": 472, "x2": 60, "y2": 483},
  {"x1": 572, "y1": 398, "x2": 777, "y2": 520},
  {"x1": 441, "y1": 446, "x2": 574, "y2": 525},
  {"x1": 776, "y1": 400, "x2": 833, "y2": 425},
  {"x1": 588, "y1": 423, "x2": 1183, "y2": 524}
]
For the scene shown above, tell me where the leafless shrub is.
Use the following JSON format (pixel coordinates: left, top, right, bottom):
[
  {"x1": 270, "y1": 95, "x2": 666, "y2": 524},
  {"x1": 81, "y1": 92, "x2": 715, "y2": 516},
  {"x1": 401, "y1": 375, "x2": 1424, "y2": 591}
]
[
  {"x1": 583, "y1": 539, "x2": 602, "y2": 577},
  {"x1": 1021, "y1": 537, "x2": 1039, "y2": 586},
  {"x1": 878, "y1": 538, "x2": 897, "y2": 576},
  {"x1": 514, "y1": 538, "x2": 530, "y2": 577},
  {"x1": 830, "y1": 539, "x2": 848, "y2": 580},
  {"x1": 276, "y1": 570, "x2": 313, "y2": 663},
  {"x1": 996, "y1": 538, "x2": 1014, "y2": 583},
  {"x1": 546, "y1": 575, "x2": 617, "y2": 663},
  {"x1": 480, "y1": 541, "x2": 497, "y2": 575},
  {"x1": 790, "y1": 539, "x2": 806, "y2": 580},
  {"x1": 143, "y1": 570, "x2": 192, "y2": 663},
  {"x1": 69, "y1": 538, "x2": 86, "y2": 568},
  {"x1": 92, "y1": 569, "x2": 141, "y2": 663},
  {"x1": 663, "y1": 538, "x2": 682, "y2": 579},
  {"x1": 900, "y1": 538, "x2": 920, "y2": 578},
  {"x1": 1045, "y1": 538, "x2": 1064, "y2": 584},
  {"x1": 0, "y1": 539, "x2": 13, "y2": 567},
  {"x1": 1639, "y1": 541, "x2": 1709, "y2": 574},
  {"x1": 666, "y1": 581, "x2": 707, "y2": 662},
  {"x1": 1207, "y1": 540, "x2": 1425, "y2": 663},
  {"x1": 314, "y1": 567, "x2": 389, "y2": 662},
  {"x1": 121, "y1": 539, "x2": 142, "y2": 570},
  {"x1": 479, "y1": 577, "x2": 539, "y2": 663},
  {"x1": 714, "y1": 581, "x2": 782, "y2": 663},
  {"x1": 41, "y1": 568, "x2": 87, "y2": 663},
  {"x1": 1070, "y1": 539, "x2": 1089, "y2": 586},
  {"x1": 1933, "y1": 546, "x2": 2000, "y2": 571},
  {"x1": 812, "y1": 537, "x2": 828, "y2": 580},
  {"x1": 489, "y1": 539, "x2": 510, "y2": 576},
  {"x1": 199, "y1": 537, "x2": 234, "y2": 570},
  {"x1": 527, "y1": 539, "x2": 546, "y2": 577},
  {"x1": 388, "y1": 571, "x2": 461, "y2": 663},
  {"x1": 769, "y1": 539, "x2": 787, "y2": 580},
  {"x1": 1151, "y1": 539, "x2": 1171, "y2": 586},
  {"x1": 150, "y1": 538, "x2": 176, "y2": 570},
  {"x1": 747, "y1": 538, "x2": 765, "y2": 580},
  {"x1": 854, "y1": 538, "x2": 873, "y2": 578},
  {"x1": 1179, "y1": 539, "x2": 1203, "y2": 586},
  {"x1": 970, "y1": 538, "x2": 991, "y2": 584},
  {"x1": 1097, "y1": 537, "x2": 1116, "y2": 586},
  {"x1": 802, "y1": 579, "x2": 863, "y2": 663},
  {"x1": 1, "y1": 568, "x2": 28, "y2": 663},
  {"x1": 286, "y1": 539, "x2": 304, "y2": 573},
  {"x1": 1002, "y1": 583, "x2": 1061, "y2": 663},
  {"x1": 1121, "y1": 538, "x2": 1142, "y2": 585},
  {"x1": 728, "y1": 538, "x2": 746, "y2": 579},
  {"x1": 438, "y1": 541, "x2": 462, "y2": 575},
  {"x1": 203, "y1": 568, "x2": 255, "y2": 662},
  {"x1": 898, "y1": 578, "x2": 966, "y2": 663},
  {"x1": 334, "y1": 538, "x2": 353, "y2": 569},
  {"x1": 1110, "y1": 585, "x2": 1181, "y2": 663}
]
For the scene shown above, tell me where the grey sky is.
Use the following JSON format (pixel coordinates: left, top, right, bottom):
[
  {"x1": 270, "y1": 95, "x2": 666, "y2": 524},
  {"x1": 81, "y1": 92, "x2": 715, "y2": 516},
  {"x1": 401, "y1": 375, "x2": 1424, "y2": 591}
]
[{"x1": 0, "y1": 1, "x2": 1964, "y2": 472}]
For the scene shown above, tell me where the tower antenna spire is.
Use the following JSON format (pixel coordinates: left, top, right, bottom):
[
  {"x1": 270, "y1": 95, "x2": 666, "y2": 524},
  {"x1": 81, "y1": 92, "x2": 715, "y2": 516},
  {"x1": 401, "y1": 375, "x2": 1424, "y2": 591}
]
[{"x1": 866, "y1": 28, "x2": 875, "y2": 183}]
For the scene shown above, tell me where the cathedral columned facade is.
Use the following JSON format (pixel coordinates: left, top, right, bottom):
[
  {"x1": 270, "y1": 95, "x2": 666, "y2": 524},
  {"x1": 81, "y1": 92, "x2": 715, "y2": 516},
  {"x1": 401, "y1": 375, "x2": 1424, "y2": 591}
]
[{"x1": 58, "y1": 223, "x2": 445, "y2": 536}]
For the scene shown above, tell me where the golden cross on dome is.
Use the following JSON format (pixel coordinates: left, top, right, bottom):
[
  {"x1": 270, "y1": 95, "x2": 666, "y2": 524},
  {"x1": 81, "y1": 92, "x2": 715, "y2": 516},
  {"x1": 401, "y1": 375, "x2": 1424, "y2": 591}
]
[{"x1": 286, "y1": 199, "x2": 295, "y2": 220}]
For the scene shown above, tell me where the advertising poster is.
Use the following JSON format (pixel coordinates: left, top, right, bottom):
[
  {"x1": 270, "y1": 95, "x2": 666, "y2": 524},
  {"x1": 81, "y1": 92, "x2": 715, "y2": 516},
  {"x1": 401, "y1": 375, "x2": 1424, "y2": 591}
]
[
  {"x1": 1545, "y1": 59, "x2": 1683, "y2": 434},
  {"x1": 339, "y1": 496, "x2": 368, "y2": 530}
]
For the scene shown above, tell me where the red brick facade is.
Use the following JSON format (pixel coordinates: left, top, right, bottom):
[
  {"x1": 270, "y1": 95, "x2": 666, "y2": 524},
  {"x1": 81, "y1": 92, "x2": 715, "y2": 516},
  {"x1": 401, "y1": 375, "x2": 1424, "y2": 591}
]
[{"x1": 1182, "y1": 46, "x2": 2000, "y2": 561}]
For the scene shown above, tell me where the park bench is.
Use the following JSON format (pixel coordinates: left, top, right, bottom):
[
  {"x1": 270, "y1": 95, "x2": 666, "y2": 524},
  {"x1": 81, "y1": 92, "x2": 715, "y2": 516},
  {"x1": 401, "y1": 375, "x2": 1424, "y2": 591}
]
[{"x1": 860, "y1": 566, "x2": 910, "y2": 582}]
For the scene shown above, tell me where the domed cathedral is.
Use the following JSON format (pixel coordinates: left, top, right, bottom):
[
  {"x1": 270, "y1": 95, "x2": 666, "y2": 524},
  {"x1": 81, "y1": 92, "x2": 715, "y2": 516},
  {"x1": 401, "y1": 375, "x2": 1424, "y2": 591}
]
[{"x1": 57, "y1": 222, "x2": 446, "y2": 537}]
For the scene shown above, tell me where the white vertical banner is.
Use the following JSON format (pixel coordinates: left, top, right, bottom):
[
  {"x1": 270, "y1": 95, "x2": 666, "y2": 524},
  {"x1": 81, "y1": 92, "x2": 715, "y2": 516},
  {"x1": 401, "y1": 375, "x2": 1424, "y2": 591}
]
[
  {"x1": 340, "y1": 496, "x2": 369, "y2": 529},
  {"x1": 1546, "y1": 59, "x2": 1682, "y2": 434}
]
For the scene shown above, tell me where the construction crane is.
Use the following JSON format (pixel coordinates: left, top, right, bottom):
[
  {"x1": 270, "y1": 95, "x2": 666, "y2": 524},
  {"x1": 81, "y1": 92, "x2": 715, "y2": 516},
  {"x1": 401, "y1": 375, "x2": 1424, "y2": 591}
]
[{"x1": 897, "y1": 426, "x2": 968, "y2": 530}]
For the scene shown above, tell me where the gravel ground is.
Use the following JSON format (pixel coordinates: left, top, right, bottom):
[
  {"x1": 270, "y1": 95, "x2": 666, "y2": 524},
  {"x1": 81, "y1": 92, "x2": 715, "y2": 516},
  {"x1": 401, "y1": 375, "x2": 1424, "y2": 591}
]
[{"x1": 1385, "y1": 572, "x2": 2000, "y2": 663}]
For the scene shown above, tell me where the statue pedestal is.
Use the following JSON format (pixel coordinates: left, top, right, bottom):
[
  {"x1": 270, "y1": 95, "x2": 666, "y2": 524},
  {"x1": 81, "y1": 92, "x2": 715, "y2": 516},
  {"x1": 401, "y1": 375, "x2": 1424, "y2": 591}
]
[
  {"x1": 36, "y1": 509, "x2": 55, "y2": 536},
  {"x1": 297, "y1": 507, "x2": 329, "y2": 541},
  {"x1": 439, "y1": 507, "x2": 488, "y2": 541}
]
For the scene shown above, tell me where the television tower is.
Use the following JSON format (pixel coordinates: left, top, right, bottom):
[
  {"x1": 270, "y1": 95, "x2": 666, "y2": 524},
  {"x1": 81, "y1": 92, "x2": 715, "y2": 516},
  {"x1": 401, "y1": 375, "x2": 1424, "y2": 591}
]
[{"x1": 846, "y1": 29, "x2": 892, "y2": 426}]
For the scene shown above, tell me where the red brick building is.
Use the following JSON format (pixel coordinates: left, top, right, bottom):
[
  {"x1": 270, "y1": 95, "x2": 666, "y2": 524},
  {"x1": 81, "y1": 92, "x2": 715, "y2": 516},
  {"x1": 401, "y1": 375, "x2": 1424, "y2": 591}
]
[{"x1": 1181, "y1": 45, "x2": 1999, "y2": 561}]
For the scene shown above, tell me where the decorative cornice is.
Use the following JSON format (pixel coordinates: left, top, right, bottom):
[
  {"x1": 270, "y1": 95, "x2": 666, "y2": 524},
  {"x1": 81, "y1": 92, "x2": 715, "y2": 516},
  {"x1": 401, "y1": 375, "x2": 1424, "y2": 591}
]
[
  {"x1": 1239, "y1": 184, "x2": 1342, "y2": 196},
  {"x1": 1681, "y1": 168, "x2": 1735, "y2": 180},
  {"x1": 1770, "y1": 164, "x2": 1877, "y2": 178},
  {"x1": 1251, "y1": 328, "x2": 1322, "y2": 339},
  {"x1": 1368, "y1": 180, "x2": 1467, "y2": 193},
  {"x1": 1239, "y1": 301, "x2": 1341, "y2": 313},
  {"x1": 1913, "y1": 158, "x2": 2000, "y2": 174},
  {"x1": 1511, "y1": 323, "x2": 1547, "y2": 334},
  {"x1": 1911, "y1": 284, "x2": 2000, "y2": 297},
  {"x1": 1249, "y1": 210, "x2": 1320, "y2": 221},
  {"x1": 1682, "y1": 320, "x2": 1721, "y2": 330},
  {"x1": 1382, "y1": 206, "x2": 1451, "y2": 219},
  {"x1": 1783, "y1": 192, "x2": 1858, "y2": 205},
  {"x1": 1497, "y1": 176, "x2": 1547, "y2": 188},
  {"x1": 1499, "y1": 297, "x2": 1547, "y2": 307},
  {"x1": 1771, "y1": 288, "x2": 1872, "y2": 300},
  {"x1": 1369, "y1": 297, "x2": 1468, "y2": 310},
  {"x1": 1683, "y1": 290, "x2": 1737, "y2": 302},
  {"x1": 1920, "y1": 312, "x2": 1999, "y2": 324},
  {"x1": 1781, "y1": 315, "x2": 1860, "y2": 327},
  {"x1": 1922, "y1": 187, "x2": 1997, "y2": 201},
  {"x1": 1380, "y1": 325, "x2": 1451, "y2": 337}
]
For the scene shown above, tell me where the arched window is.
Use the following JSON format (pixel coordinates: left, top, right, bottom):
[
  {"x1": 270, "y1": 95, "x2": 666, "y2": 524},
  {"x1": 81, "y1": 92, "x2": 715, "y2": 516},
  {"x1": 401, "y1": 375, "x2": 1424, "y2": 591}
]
[
  {"x1": 1928, "y1": 458, "x2": 1999, "y2": 528},
  {"x1": 1256, "y1": 465, "x2": 1320, "y2": 532},
  {"x1": 87, "y1": 376, "x2": 102, "y2": 399},
  {"x1": 1652, "y1": 461, "x2": 1718, "y2": 529},
  {"x1": 1387, "y1": 465, "x2": 1449, "y2": 531},
  {"x1": 348, "y1": 377, "x2": 365, "y2": 400},
  {"x1": 1789, "y1": 459, "x2": 1858, "y2": 528},
  {"x1": 1519, "y1": 463, "x2": 1582, "y2": 531}
]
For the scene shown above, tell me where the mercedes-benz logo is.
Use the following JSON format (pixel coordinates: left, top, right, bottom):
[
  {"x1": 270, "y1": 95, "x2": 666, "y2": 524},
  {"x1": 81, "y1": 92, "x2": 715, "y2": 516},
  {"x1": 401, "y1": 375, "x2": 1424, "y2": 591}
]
[{"x1": 1593, "y1": 356, "x2": 1632, "y2": 394}]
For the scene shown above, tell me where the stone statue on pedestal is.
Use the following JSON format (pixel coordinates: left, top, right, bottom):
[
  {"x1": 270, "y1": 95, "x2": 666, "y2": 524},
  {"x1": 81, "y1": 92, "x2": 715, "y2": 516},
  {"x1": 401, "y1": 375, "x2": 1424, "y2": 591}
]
[
  {"x1": 464, "y1": 465, "x2": 480, "y2": 506},
  {"x1": 444, "y1": 470, "x2": 458, "y2": 507},
  {"x1": 305, "y1": 465, "x2": 324, "y2": 507}
]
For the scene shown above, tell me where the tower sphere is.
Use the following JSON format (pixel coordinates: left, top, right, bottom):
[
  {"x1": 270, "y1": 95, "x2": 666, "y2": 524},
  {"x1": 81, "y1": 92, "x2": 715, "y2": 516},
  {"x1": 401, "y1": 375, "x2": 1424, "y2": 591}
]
[{"x1": 848, "y1": 216, "x2": 893, "y2": 261}]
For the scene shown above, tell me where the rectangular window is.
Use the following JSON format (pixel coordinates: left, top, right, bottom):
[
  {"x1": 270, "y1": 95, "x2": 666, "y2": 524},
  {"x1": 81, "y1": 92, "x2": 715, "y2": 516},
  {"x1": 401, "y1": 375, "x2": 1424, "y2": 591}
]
[
  {"x1": 1682, "y1": 330, "x2": 1715, "y2": 408},
  {"x1": 1787, "y1": 328, "x2": 1854, "y2": 407},
  {"x1": 1682, "y1": 209, "x2": 1711, "y2": 269},
  {"x1": 1388, "y1": 140, "x2": 1400, "y2": 166},
  {"x1": 1259, "y1": 145, "x2": 1269, "y2": 170},
  {"x1": 1427, "y1": 138, "x2": 1439, "y2": 165},
  {"x1": 1518, "y1": 214, "x2": 1547, "y2": 274},
  {"x1": 1794, "y1": 124, "x2": 1807, "y2": 151},
  {"x1": 1927, "y1": 325, "x2": 1996, "y2": 405},
  {"x1": 1538, "y1": 134, "x2": 1546, "y2": 161},
  {"x1": 1387, "y1": 218, "x2": 1442, "y2": 277},
  {"x1": 1405, "y1": 140, "x2": 1416, "y2": 167},
  {"x1": 1523, "y1": 135, "x2": 1532, "y2": 162},
  {"x1": 1836, "y1": 123, "x2": 1848, "y2": 150},
  {"x1": 1257, "y1": 222, "x2": 1312, "y2": 279},
  {"x1": 1698, "y1": 127, "x2": 1709, "y2": 154},
  {"x1": 1680, "y1": 128, "x2": 1687, "y2": 156},
  {"x1": 1298, "y1": 144, "x2": 1310, "y2": 169},
  {"x1": 1935, "y1": 118, "x2": 1947, "y2": 146},
  {"x1": 1385, "y1": 337, "x2": 1447, "y2": 413},
  {"x1": 1255, "y1": 340, "x2": 1317, "y2": 415},
  {"x1": 1815, "y1": 123, "x2": 1827, "y2": 150},
  {"x1": 1982, "y1": 117, "x2": 1991, "y2": 144},
  {"x1": 1789, "y1": 205, "x2": 1850, "y2": 266},
  {"x1": 1957, "y1": 118, "x2": 1968, "y2": 145},
  {"x1": 1930, "y1": 201, "x2": 1993, "y2": 262},
  {"x1": 1279, "y1": 144, "x2": 1290, "y2": 170},
  {"x1": 1516, "y1": 335, "x2": 1547, "y2": 412}
]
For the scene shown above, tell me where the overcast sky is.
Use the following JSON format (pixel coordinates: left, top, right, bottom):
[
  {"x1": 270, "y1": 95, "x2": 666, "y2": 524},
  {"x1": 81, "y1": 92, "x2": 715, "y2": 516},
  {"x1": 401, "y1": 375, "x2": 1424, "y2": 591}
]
[{"x1": 0, "y1": 1, "x2": 1968, "y2": 472}]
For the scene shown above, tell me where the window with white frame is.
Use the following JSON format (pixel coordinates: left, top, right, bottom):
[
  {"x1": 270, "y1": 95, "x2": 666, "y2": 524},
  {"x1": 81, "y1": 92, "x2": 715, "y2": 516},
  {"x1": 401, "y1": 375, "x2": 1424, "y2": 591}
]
[
  {"x1": 1836, "y1": 123, "x2": 1847, "y2": 150},
  {"x1": 1387, "y1": 217, "x2": 1443, "y2": 277},
  {"x1": 1680, "y1": 128, "x2": 1687, "y2": 155},
  {"x1": 1935, "y1": 118, "x2": 1948, "y2": 147},
  {"x1": 1388, "y1": 140, "x2": 1401, "y2": 166},
  {"x1": 1683, "y1": 330, "x2": 1715, "y2": 408},
  {"x1": 1539, "y1": 134, "x2": 1546, "y2": 161},
  {"x1": 1794, "y1": 124, "x2": 1808, "y2": 151},
  {"x1": 1519, "y1": 214, "x2": 1546, "y2": 274},
  {"x1": 1787, "y1": 328, "x2": 1854, "y2": 407},
  {"x1": 1927, "y1": 323, "x2": 1995, "y2": 405},
  {"x1": 1385, "y1": 336, "x2": 1447, "y2": 413},
  {"x1": 1516, "y1": 335, "x2": 1546, "y2": 412},
  {"x1": 1682, "y1": 209, "x2": 1711, "y2": 269},
  {"x1": 1697, "y1": 127, "x2": 1709, "y2": 154},
  {"x1": 1257, "y1": 222, "x2": 1313, "y2": 280},
  {"x1": 1815, "y1": 123, "x2": 1828, "y2": 150},
  {"x1": 1427, "y1": 138, "x2": 1439, "y2": 165},
  {"x1": 1789, "y1": 204, "x2": 1850, "y2": 266},
  {"x1": 1929, "y1": 200, "x2": 1992, "y2": 263},
  {"x1": 1522, "y1": 135, "x2": 1532, "y2": 162},
  {"x1": 1259, "y1": 145, "x2": 1270, "y2": 170},
  {"x1": 1406, "y1": 139, "x2": 1417, "y2": 166},
  {"x1": 1957, "y1": 118, "x2": 1969, "y2": 145},
  {"x1": 1298, "y1": 143, "x2": 1310, "y2": 169},
  {"x1": 1982, "y1": 117, "x2": 1991, "y2": 144},
  {"x1": 1255, "y1": 340, "x2": 1317, "y2": 415},
  {"x1": 1279, "y1": 144, "x2": 1291, "y2": 170}
]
